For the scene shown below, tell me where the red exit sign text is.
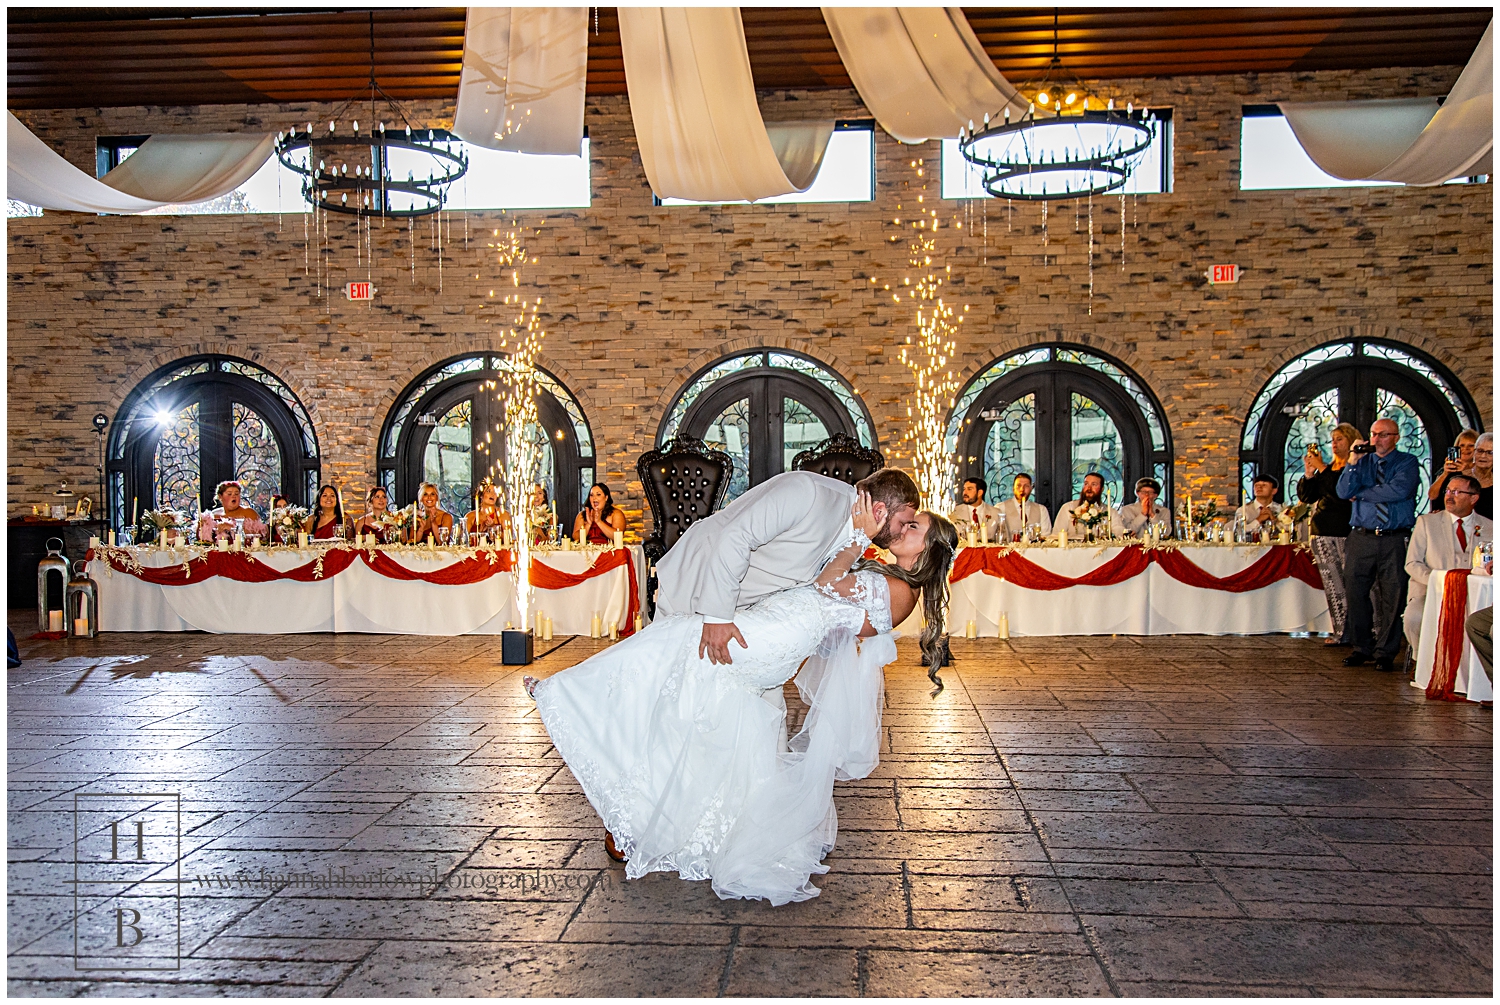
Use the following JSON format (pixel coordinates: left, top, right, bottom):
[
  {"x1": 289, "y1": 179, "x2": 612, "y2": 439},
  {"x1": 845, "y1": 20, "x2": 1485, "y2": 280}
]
[
  {"x1": 345, "y1": 282, "x2": 374, "y2": 301},
  {"x1": 1206, "y1": 264, "x2": 1240, "y2": 285}
]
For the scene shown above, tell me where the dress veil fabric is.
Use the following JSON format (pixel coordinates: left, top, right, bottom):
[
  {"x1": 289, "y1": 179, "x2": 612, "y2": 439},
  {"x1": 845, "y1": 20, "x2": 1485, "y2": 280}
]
[{"x1": 535, "y1": 575, "x2": 893, "y2": 905}]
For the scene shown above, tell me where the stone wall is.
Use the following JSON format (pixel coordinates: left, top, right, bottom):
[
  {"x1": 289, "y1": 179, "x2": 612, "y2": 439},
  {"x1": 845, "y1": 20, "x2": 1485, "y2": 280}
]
[{"x1": 8, "y1": 66, "x2": 1492, "y2": 530}]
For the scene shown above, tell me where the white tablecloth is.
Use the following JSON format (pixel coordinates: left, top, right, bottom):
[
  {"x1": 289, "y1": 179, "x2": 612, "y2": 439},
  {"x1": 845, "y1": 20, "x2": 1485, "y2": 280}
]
[
  {"x1": 932, "y1": 544, "x2": 1330, "y2": 637},
  {"x1": 89, "y1": 545, "x2": 648, "y2": 637},
  {"x1": 1412, "y1": 572, "x2": 1493, "y2": 702}
]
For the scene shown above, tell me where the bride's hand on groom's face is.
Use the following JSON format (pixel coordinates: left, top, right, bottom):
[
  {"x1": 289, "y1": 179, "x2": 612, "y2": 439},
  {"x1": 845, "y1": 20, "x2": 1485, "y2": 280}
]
[{"x1": 851, "y1": 490, "x2": 885, "y2": 539}]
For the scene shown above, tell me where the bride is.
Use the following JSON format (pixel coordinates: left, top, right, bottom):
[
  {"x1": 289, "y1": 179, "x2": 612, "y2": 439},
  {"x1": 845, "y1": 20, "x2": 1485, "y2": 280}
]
[{"x1": 526, "y1": 491, "x2": 957, "y2": 905}]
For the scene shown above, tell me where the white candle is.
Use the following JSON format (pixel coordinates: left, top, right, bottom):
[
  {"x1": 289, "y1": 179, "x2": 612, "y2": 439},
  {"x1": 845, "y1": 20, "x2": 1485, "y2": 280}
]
[
  {"x1": 108, "y1": 530, "x2": 116, "y2": 547},
  {"x1": 614, "y1": 530, "x2": 624, "y2": 548},
  {"x1": 634, "y1": 612, "x2": 644, "y2": 633},
  {"x1": 48, "y1": 610, "x2": 63, "y2": 632},
  {"x1": 609, "y1": 621, "x2": 618, "y2": 641},
  {"x1": 89, "y1": 536, "x2": 100, "y2": 549},
  {"x1": 965, "y1": 620, "x2": 976, "y2": 639},
  {"x1": 1056, "y1": 527, "x2": 1067, "y2": 548},
  {"x1": 998, "y1": 611, "x2": 1010, "y2": 639},
  {"x1": 297, "y1": 531, "x2": 308, "y2": 548},
  {"x1": 73, "y1": 617, "x2": 88, "y2": 637},
  {"x1": 217, "y1": 537, "x2": 229, "y2": 552},
  {"x1": 980, "y1": 523, "x2": 989, "y2": 546}
]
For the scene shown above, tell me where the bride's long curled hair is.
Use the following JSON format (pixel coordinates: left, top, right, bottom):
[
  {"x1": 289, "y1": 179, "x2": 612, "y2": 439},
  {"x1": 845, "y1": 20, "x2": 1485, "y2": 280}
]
[{"x1": 853, "y1": 510, "x2": 959, "y2": 677}]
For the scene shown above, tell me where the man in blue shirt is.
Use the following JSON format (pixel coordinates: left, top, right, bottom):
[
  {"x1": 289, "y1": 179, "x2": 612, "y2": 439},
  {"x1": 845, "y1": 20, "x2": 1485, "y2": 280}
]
[{"x1": 1337, "y1": 418, "x2": 1421, "y2": 670}]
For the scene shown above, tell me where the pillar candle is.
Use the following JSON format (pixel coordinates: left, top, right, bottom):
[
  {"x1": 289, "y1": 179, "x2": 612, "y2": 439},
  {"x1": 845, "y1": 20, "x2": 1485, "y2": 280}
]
[
  {"x1": 217, "y1": 537, "x2": 228, "y2": 552},
  {"x1": 1056, "y1": 527, "x2": 1067, "y2": 548},
  {"x1": 634, "y1": 612, "x2": 644, "y2": 633},
  {"x1": 297, "y1": 531, "x2": 308, "y2": 548},
  {"x1": 108, "y1": 530, "x2": 116, "y2": 547},
  {"x1": 998, "y1": 612, "x2": 1010, "y2": 640},
  {"x1": 965, "y1": 620, "x2": 976, "y2": 639},
  {"x1": 89, "y1": 536, "x2": 99, "y2": 549},
  {"x1": 980, "y1": 523, "x2": 989, "y2": 546},
  {"x1": 614, "y1": 530, "x2": 624, "y2": 548},
  {"x1": 73, "y1": 617, "x2": 88, "y2": 637},
  {"x1": 48, "y1": 610, "x2": 63, "y2": 632},
  {"x1": 609, "y1": 621, "x2": 618, "y2": 641}
]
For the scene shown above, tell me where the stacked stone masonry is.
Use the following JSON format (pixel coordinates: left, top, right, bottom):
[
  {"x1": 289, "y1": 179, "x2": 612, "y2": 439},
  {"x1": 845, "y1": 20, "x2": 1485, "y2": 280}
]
[{"x1": 7, "y1": 67, "x2": 1492, "y2": 531}]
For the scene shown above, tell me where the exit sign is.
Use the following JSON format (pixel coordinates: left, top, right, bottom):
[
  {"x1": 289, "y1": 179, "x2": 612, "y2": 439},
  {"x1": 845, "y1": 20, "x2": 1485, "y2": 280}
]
[
  {"x1": 345, "y1": 282, "x2": 374, "y2": 301},
  {"x1": 1206, "y1": 264, "x2": 1240, "y2": 285}
]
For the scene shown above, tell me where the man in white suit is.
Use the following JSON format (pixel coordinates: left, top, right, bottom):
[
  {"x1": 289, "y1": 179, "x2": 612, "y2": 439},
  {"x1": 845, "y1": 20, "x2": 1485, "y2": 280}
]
[
  {"x1": 996, "y1": 473, "x2": 1052, "y2": 538},
  {"x1": 948, "y1": 477, "x2": 1002, "y2": 540},
  {"x1": 1118, "y1": 476, "x2": 1173, "y2": 537},
  {"x1": 655, "y1": 467, "x2": 921, "y2": 664},
  {"x1": 1403, "y1": 472, "x2": 1491, "y2": 651}
]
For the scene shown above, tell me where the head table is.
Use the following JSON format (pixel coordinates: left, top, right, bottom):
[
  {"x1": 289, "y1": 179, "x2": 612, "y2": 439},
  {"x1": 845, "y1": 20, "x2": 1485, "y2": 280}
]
[
  {"x1": 1412, "y1": 569, "x2": 1492, "y2": 704},
  {"x1": 85, "y1": 542, "x2": 647, "y2": 637},
  {"x1": 913, "y1": 541, "x2": 1330, "y2": 637}
]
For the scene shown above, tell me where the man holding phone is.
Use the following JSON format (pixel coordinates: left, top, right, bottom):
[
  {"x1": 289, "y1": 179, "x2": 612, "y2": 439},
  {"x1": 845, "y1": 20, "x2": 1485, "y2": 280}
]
[{"x1": 1336, "y1": 418, "x2": 1420, "y2": 671}]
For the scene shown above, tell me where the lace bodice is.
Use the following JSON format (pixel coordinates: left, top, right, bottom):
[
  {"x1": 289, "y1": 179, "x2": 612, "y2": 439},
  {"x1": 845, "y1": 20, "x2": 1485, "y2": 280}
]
[{"x1": 816, "y1": 568, "x2": 892, "y2": 634}]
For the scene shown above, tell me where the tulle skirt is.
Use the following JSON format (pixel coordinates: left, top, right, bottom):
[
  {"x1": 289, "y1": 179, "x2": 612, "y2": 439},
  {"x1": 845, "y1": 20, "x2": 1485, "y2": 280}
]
[{"x1": 533, "y1": 587, "x2": 891, "y2": 905}]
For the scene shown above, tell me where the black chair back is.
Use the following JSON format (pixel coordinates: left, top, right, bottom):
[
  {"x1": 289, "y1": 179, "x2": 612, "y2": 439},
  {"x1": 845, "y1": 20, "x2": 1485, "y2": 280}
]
[
  {"x1": 791, "y1": 432, "x2": 884, "y2": 486},
  {"x1": 637, "y1": 436, "x2": 733, "y2": 616}
]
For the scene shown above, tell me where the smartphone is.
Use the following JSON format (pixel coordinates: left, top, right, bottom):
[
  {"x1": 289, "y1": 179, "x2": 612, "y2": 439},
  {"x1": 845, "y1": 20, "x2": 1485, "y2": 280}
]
[{"x1": 1448, "y1": 447, "x2": 1461, "y2": 462}]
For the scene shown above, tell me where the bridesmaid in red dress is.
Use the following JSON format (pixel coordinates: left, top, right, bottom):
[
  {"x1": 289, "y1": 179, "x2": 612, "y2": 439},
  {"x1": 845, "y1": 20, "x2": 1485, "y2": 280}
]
[
  {"x1": 304, "y1": 484, "x2": 351, "y2": 540},
  {"x1": 571, "y1": 483, "x2": 626, "y2": 545},
  {"x1": 354, "y1": 486, "x2": 396, "y2": 543}
]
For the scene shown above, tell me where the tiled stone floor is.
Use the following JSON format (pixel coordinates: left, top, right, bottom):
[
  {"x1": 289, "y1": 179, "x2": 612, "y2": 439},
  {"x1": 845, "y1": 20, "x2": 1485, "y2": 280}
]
[{"x1": 7, "y1": 610, "x2": 1492, "y2": 996}]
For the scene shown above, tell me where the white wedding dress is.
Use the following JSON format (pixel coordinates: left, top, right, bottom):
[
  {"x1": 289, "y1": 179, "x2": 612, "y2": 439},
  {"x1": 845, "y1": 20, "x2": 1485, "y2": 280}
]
[{"x1": 533, "y1": 569, "x2": 895, "y2": 905}]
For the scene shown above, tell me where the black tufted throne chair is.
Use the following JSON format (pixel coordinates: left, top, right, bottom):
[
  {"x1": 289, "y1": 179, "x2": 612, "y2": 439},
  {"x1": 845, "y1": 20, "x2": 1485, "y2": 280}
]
[
  {"x1": 791, "y1": 432, "x2": 884, "y2": 485},
  {"x1": 637, "y1": 435, "x2": 733, "y2": 618}
]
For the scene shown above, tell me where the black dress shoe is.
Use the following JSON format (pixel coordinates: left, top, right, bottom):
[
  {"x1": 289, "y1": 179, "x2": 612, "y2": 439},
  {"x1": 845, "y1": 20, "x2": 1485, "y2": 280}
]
[
  {"x1": 1374, "y1": 657, "x2": 1397, "y2": 672},
  {"x1": 1342, "y1": 652, "x2": 1371, "y2": 666}
]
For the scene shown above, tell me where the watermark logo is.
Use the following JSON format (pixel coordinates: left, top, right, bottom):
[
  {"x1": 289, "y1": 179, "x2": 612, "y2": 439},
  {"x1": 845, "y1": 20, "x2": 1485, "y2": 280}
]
[{"x1": 72, "y1": 792, "x2": 181, "y2": 971}]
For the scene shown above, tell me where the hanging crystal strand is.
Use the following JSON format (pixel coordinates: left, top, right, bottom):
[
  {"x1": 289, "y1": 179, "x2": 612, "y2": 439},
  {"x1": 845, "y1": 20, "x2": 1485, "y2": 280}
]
[
  {"x1": 366, "y1": 213, "x2": 373, "y2": 307},
  {"x1": 1120, "y1": 192, "x2": 1126, "y2": 271},
  {"x1": 1088, "y1": 189, "x2": 1094, "y2": 317},
  {"x1": 1075, "y1": 196, "x2": 1080, "y2": 233},
  {"x1": 303, "y1": 199, "x2": 309, "y2": 277},
  {"x1": 409, "y1": 217, "x2": 415, "y2": 283},
  {"x1": 437, "y1": 210, "x2": 444, "y2": 294},
  {"x1": 981, "y1": 194, "x2": 988, "y2": 266},
  {"x1": 1007, "y1": 197, "x2": 1012, "y2": 233},
  {"x1": 1041, "y1": 200, "x2": 1048, "y2": 267}
]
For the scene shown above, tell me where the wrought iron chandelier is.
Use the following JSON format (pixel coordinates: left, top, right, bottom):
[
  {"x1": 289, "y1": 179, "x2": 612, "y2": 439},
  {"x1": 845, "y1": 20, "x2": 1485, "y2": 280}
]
[
  {"x1": 959, "y1": 11, "x2": 1156, "y2": 201},
  {"x1": 273, "y1": 12, "x2": 467, "y2": 218}
]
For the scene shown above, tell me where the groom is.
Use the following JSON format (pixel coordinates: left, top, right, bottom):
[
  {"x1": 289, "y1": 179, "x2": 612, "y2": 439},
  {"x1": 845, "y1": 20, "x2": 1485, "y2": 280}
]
[{"x1": 656, "y1": 468, "x2": 922, "y2": 664}]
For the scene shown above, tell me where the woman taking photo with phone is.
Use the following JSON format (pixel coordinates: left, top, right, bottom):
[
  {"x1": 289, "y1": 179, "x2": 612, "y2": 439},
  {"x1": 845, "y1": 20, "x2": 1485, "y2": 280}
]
[{"x1": 1297, "y1": 423, "x2": 1361, "y2": 645}]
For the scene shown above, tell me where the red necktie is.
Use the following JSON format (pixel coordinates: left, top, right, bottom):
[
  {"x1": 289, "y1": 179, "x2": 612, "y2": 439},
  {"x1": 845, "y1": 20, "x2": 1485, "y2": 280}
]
[{"x1": 1457, "y1": 520, "x2": 1468, "y2": 551}]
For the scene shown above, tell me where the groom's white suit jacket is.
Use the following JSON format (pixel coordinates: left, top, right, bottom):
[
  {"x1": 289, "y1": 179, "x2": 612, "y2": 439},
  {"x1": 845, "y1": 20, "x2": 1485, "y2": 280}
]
[{"x1": 655, "y1": 470, "x2": 856, "y2": 624}]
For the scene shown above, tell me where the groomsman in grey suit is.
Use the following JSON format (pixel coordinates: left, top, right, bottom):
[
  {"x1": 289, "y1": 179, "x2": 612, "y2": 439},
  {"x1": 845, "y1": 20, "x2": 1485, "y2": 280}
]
[
  {"x1": 1118, "y1": 477, "x2": 1172, "y2": 537},
  {"x1": 996, "y1": 472, "x2": 1052, "y2": 538}
]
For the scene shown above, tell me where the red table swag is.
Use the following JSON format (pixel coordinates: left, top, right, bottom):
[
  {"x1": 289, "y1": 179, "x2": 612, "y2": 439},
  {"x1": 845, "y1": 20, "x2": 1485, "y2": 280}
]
[{"x1": 949, "y1": 543, "x2": 1323, "y2": 593}]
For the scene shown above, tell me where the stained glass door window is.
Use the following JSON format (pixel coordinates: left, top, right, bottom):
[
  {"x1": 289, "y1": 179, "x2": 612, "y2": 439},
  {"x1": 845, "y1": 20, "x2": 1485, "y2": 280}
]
[
  {"x1": 703, "y1": 398, "x2": 752, "y2": 502},
  {"x1": 1070, "y1": 394, "x2": 1126, "y2": 504},
  {"x1": 1282, "y1": 389, "x2": 1339, "y2": 502},
  {"x1": 153, "y1": 403, "x2": 201, "y2": 515},
  {"x1": 232, "y1": 402, "x2": 282, "y2": 517},
  {"x1": 981, "y1": 393, "x2": 1037, "y2": 496},
  {"x1": 423, "y1": 401, "x2": 474, "y2": 517},
  {"x1": 782, "y1": 398, "x2": 830, "y2": 473}
]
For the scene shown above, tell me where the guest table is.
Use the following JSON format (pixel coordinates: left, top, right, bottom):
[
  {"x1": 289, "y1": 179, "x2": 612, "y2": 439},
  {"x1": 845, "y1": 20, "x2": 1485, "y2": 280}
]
[
  {"x1": 86, "y1": 542, "x2": 647, "y2": 637},
  {"x1": 933, "y1": 542, "x2": 1330, "y2": 637},
  {"x1": 1412, "y1": 569, "x2": 1493, "y2": 703}
]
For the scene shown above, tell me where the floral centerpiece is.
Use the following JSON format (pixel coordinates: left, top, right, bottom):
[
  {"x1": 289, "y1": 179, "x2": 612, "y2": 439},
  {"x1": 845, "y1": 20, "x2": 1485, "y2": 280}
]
[
  {"x1": 1070, "y1": 501, "x2": 1113, "y2": 540},
  {"x1": 1183, "y1": 498, "x2": 1220, "y2": 527},
  {"x1": 269, "y1": 504, "x2": 309, "y2": 544},
  {"x1": 137, "y1": 508, "x2": 187, "y2": 545}
]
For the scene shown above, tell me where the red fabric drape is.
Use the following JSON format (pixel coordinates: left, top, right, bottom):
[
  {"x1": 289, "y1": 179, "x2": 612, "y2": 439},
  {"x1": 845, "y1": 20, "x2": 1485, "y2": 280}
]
[
  {"x1": 949, "y1": 543, "x2": 1323, "y2": 593},
  {"x1": 1426, "y1": 569, "x2": 1472, "y2": 701}
]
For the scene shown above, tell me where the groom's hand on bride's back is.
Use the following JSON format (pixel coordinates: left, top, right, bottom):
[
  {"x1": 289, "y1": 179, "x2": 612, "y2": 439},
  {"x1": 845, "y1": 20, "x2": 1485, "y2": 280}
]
[{"x1": 700, "y1": 622, "x2": 748, "y2": 665}]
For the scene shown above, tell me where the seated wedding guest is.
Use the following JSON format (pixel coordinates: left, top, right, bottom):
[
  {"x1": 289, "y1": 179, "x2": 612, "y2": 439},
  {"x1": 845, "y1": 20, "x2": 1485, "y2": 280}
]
[
  {"x1": 1466, "y1": 607, "x2": 1492, "y2": 683},
  {"x1": 528, "y1": 483, "x2": 555, "y2": 544},
  {"x1": 1426, "y1": 428, "x2": 1480, "y2": 513},
  {"x1": 1403, "y1": 473, "x2": 1490, "y2": 652},
  {"x1": 997, "y1": 472, "x2": 1052, "y2": 537},
  {"x1": 1118, "y1": 477, "x2": 1172, "y2": 536},
  {"x1": 465, "y1": 482, "x2": 511, "y2": 539},
  {"x1": 413, "y1": 481, "x2": 455, "y2": 543},
  {"x1": 573, "y1": 483, "x2": 626, "y2": 544},
  {"x1": 1474, "y1": 432, "x2": 1493, "y2": 519},
  {"x1": 354, "y1": 486, "x2": 396, "y2": 542},
  {"x1": 947, "y1": 477, "x2": 1002, "y2": 540},
  {"x1": 269, "y1": 494, "x2": 289, "y2": 512},
  {"x1": 196, "y1": 480, "x2": 267, "y2": 541},
  {"x1": 1056, "y1": 472, "x2": 1124, "y2": 540},
  {"x1": 304, "y1": 484, "x2": 351, "y2": 540},
  {"x1": 1298, "y1": 423, "x2": 1360, "y2": 645},
  {"x1": 1235, "y1": 473, "x2": 1283, "y2": 534}
]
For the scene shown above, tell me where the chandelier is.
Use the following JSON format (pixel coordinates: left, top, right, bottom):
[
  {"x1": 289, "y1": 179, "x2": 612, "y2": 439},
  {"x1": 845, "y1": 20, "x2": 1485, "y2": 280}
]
[
  {"x1": 272, "y1": 12, "x2": 467, "y2": 218},
  {"x1": 959, "y1": 11, "x2": 1156, "y2": 201}
]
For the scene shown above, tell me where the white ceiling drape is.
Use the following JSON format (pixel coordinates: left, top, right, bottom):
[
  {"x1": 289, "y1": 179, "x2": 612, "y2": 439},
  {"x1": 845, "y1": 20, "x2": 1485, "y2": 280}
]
[
  {"x1": 452, "y1": 7, "x2": 588, "y2": 155},
  {"x1": 618, "y1": 6, "x2": 833, "y2": 202},
  {"x1": 821, "y1": 7, "x2": 1026, "y2": 144},
  {"x1": 7, "y1": 112, "x2": 274, "y2": 213},
  {"x1": 1280, "y1": 21, "x2": 1492, "y2": 184}
]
